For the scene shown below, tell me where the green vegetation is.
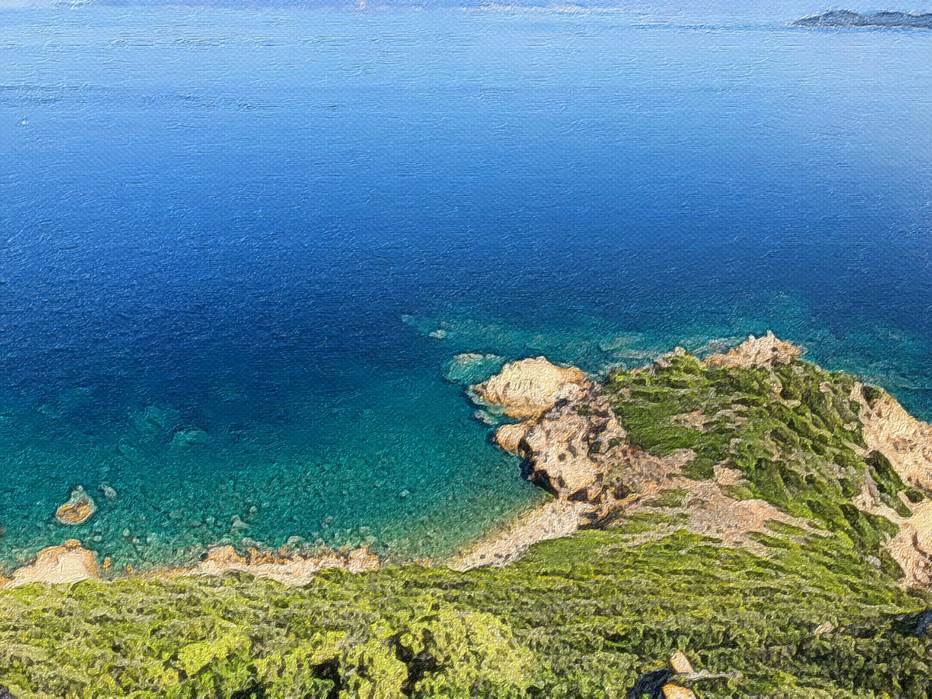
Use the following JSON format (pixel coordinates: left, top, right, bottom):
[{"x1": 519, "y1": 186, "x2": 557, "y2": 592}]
[
  {"x1": 1, "y1": 526, "x2": 928, "y2": 698},
  {"x1": 605, "y1": 353, "x2": 916, "y2": 568},
  {"x1": 1, "y1": 352, "x2": 929, "y2": 698}
]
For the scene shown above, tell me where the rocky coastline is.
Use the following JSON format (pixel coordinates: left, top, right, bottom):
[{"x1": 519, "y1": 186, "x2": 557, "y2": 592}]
[
  {"x1": 2, "y1": 332, "x2": 930, "y2": 591},
  {"x1": 455, "y1": 332, "x2": 932, "y2": 588}
]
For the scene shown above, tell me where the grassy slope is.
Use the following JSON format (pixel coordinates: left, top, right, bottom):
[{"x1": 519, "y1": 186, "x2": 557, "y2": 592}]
[{"x1": 1, "y1": 355, "x2": 930, "y2": 698}]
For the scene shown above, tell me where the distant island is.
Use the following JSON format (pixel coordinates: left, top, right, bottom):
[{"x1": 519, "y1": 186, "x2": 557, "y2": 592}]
[{"x1": 794, "y1": 10, "x2": 932, "y2": 28}]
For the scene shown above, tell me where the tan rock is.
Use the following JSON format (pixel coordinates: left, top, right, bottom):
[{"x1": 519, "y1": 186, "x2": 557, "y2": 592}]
[
  {"x1": 853, "y1": 383, "x2": 932, "y2": 491},
  {"x1": 669, "y1": 650, "x2": 694, "y2": 674},
  {"x1": 494, "y1": 422, "x2": 531, "y2": 455},
  {"x1": 188, "y1": 544, "x2": 379, "y2": 586},
  {"x1": 886, "y1": 501, "x2": 932, "y2": 588},
  {"x1": 3, "y1": 540, "x2": 100, "y2": 588},
  {"x1": 705, "y1": 331, "x2": 802, "y2": 369},
  {"x1": 520, "y1": 382, "x2": 627, "y2": 501},
  {"x1": 54, "y1": 486, "x2": 97, "y2": 526},
  {"x1": 662, "y1": 684, "x2": 696, "y2": 699},
  {"x1": 472, "y1": 357, "x2": 589, "y2": 420}
]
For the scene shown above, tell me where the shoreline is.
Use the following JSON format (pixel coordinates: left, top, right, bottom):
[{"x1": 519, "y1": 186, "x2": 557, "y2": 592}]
[{"x1": 3, "y1": 332, "x2": 930, "y2": 590}]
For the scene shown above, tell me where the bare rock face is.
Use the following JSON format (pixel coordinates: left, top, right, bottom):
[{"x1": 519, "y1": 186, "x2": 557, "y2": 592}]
[
  {"x1": 471, "y1": 357, "x2": 589, "y2": 420},
  {"x1": 3, "y1": 540, "x2": 100, "y2": 588},
  {"x1": 518, "y1": 382, "x2": 628, "y2": 501},
  {"x1": 494, "y1": 422, "x2": 532, "y2": 455},
  {"x1": 886, "y1": 501, "x2": 932, "y2": 588},
  {"x1": 849, "y1": 383, "x2": 932, "y2": 588},
  {"x1": 54, "y1": 486, "x2": 97, "y2": 526},
  {"x1": 854, "y1": 383, "x2": 932, "y2": 491},
  {"x1": 188, "y1": 544, "x2": 379, "y2": 586},
  {"x1": 705, "y1": 331, "x2": 802, "y2": 369}
]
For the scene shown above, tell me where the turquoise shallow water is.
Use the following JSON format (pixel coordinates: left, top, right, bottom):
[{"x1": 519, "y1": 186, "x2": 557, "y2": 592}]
[{"x1": 0, "y1": 4, "x2": 931, "y2": 572}]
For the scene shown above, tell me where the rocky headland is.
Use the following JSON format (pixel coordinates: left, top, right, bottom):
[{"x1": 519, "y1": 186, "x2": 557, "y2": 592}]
[{"x1": 457, "y1": 332, "x2": 932, "y2": 588}]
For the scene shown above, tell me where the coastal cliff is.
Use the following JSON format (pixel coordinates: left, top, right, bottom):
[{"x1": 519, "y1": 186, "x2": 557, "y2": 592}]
[{"x1": 1, "y1": 334, "x2": 930, "y2": 698}]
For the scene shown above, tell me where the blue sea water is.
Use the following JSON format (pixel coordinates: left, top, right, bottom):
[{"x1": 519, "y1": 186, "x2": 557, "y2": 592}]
[{"x1": 1, "y1": 2, "x2": 931, "y2": 572}]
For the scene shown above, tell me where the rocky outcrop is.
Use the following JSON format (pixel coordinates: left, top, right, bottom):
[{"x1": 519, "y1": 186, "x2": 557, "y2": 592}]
[
  {"x1": 886, "y1": 501, "x2": 932, "y2": 588},
  {"x1": 182, "y1": 544, "x2": 380, "y2": 586},
  {"x1": 54, "y1": 486, "x2": 97, "y2": 526},
  {"x1": 854, "y1": 384, "x2": 932, "y2": 492},
  {"x1": 849, "y1": 383, "x2": 932, "y2": 587},
  {"x1": 2, "y1": 540, "x2": 100, "y2": 588},
  {"x1": 476, "y1": 358, "x2": 696, "y2": 508},
  {"x1": 705, "y1": 331, "x2": 802, "y2": 369},
  {"x1": 471, "y1": 357, "x2": 588, "y2": 420},
  {"x1": 516, "y1": 381, "x2": 628, "y2": 501}
]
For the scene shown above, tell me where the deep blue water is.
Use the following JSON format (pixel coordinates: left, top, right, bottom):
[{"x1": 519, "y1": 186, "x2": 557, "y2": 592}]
[{"x1": 1, "y1": 4, "x2": 931, "y2": 572}]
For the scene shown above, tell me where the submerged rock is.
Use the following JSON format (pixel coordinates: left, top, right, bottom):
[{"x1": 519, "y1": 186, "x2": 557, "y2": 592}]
[
  {"x1": 129, "y1": 404, "x2": 181, "y2": 438},
  {"x1": 444, "y1": 352, "x2": 504, "y2": 386},
  {"x1": 54, "y1": 486, "x2": 97, "y2": 526},
  {"x1": 471, "y1": 356, "x2": 589, "y2": 420},
  {"x1": 3, "y1": 540, "x2": 100, "y2": 588},
  {"x1": 169, "y1": 427, "x2": 209, "y2": 450}
]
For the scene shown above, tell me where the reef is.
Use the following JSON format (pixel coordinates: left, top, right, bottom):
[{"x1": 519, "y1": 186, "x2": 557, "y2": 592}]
[
  {"x1": 0, "y1": 334, "x2": 930, "y2": 697},
  {"x1": 794, "y1": 10, "x2": 932, "y2": 29}
]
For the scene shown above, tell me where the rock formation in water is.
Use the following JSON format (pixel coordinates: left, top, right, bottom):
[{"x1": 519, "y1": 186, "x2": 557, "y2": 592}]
[
  {"x1": 471, "y1": 356, "x2": 588, "y2": 420},
  {"x1": 54, "y1": 486, "x2": 97, "y2": 526},
  {"x1": 794, "y1": 10, "x2": 932, "y2": 28}
]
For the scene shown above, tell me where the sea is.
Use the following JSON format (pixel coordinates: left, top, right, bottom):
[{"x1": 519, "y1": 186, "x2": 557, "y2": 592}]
[{"x1": 1, "y1": 0, "x2": 930, "y2": 572}]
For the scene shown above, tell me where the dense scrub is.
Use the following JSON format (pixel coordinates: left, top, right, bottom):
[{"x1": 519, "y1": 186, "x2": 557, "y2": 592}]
[
  {"x1": 605, "y1": 353, "x2": 925, "y2": 570},
  {"x1": 1, "y1": 522, "x2": 928, "y2": 698}
]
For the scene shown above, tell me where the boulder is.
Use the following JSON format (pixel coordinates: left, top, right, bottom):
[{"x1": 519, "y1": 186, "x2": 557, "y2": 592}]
[
  {"x1": 4, "y1": 540, "x2": 100, "y2": 588},
  {"x1": 55, "y1": 486, "x2": 97, "y2": 526},
  {"x1": 669, "y1": 651, "x2": 694, "y2": 674},
  {"x1": 471, "y1": 357, "x2": 589, "y2": 420},
  {"x1": 494, "y1": 422, "x2": 531, "y2": 455}
]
